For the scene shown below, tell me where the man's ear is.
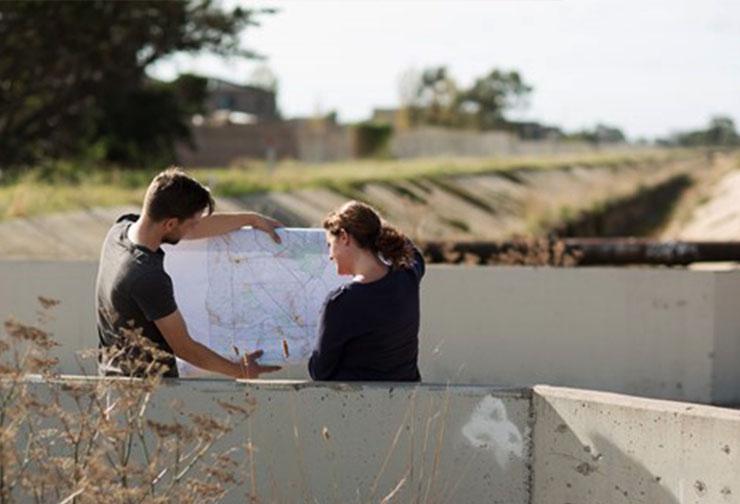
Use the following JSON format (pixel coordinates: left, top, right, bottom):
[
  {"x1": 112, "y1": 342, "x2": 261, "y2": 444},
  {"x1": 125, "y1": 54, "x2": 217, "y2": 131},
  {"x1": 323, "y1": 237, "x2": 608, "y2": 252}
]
[{"x1": 162, "y1": 217, "x2": 179, "y2": 232}]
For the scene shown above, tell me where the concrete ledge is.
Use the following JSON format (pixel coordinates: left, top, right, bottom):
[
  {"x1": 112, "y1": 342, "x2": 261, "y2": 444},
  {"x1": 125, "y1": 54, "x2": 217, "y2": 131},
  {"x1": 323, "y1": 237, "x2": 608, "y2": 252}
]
[
  {"x1": 19, "y1": 377, "x2": 533, "y2": 503},
  {"x1": 155, "y1": 380, "x2": 533, "y2": 503},
  {"x1": 532, "y1": 385, "x2": 740, "y2": 503}
]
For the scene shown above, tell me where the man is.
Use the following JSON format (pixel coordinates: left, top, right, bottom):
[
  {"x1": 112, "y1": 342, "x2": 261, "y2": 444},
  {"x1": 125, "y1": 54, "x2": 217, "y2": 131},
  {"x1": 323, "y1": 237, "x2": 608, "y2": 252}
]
[{"x1": 95, "y1": 167, "x2": 282, "y2": 379}]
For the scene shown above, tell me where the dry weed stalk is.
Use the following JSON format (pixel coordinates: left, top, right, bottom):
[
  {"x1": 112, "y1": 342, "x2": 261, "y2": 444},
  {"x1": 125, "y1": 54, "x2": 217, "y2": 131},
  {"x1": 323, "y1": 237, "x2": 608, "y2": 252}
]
[{"x1": 0, "y1": 298, "x2": 251, "y2": 504}]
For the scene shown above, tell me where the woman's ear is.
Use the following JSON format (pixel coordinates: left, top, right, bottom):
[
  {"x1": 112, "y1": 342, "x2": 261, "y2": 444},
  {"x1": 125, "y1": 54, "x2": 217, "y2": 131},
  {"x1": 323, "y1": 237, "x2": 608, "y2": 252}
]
[{"x1": 338, "y1": 229, "x2": 351, "y2": 246}]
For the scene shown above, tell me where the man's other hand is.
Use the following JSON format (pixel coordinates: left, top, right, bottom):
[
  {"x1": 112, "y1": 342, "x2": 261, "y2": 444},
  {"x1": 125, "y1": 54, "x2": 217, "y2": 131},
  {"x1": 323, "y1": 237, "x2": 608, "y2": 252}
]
[{"x1": 239, "y1": 349, "x2": 282, "y2": 379}]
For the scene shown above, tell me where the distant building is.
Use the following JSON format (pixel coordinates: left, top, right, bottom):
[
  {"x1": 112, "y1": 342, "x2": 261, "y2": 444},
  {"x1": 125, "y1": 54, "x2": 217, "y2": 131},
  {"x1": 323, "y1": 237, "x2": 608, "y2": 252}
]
[
  {"x1": 203, "y1": 78, "x2": 278, "y2": 120},
  {"x1": 504, "y1": 121, "x2": 564, "y2": 141},
  {"x1": 178, "y1": 77, "x2": 287, "y2": 166},
  {"x1": 179, "y1": 84, "x2": 354, "y2": 166}
]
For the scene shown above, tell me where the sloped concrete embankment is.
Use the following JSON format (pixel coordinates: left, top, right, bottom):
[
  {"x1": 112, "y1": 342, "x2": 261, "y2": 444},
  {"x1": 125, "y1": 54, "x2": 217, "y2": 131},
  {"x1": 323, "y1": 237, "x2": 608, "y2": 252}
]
[
  {"x1": 240, "y1": 155, "x2": 699, "y2": 241},
  {"x1": 0, "y1": 155, "x2": 703, "y2": 260}
]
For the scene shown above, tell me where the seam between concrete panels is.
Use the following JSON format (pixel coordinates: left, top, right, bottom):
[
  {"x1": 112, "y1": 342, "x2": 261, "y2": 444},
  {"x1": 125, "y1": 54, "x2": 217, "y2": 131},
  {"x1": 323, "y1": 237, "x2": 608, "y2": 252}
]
[
  {"x1": 711, "y1": 272, "x2": 719, "y2": 405},
  {"x1": 526, "y1": 390, "x2": 536, "y2": 504}
]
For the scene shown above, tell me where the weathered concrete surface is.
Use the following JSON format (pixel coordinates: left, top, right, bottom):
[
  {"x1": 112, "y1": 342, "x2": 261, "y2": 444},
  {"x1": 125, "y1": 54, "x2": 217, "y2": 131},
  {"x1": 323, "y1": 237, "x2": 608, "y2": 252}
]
[
  {"x1": 420, "y1": 265, "x2": 737, "y2": 404},
  {"x1": 3, "y1": 262, "x2": 740, "y2": 403},
  {"x1": 28, "y1": 378, "x2": 533, "y2": 503},
  {"x1": 712, "y1": 272, "x2": 740, "y2": 405},
  {"x1": 532, "y1": 385, "x2": 740, "y2": 504},
  {"x1": 13, "y1": 378, "x2": 740, "y2": 503},
  {"x1": 0, "y1": 260, "x2": 99, "y2": 374}
]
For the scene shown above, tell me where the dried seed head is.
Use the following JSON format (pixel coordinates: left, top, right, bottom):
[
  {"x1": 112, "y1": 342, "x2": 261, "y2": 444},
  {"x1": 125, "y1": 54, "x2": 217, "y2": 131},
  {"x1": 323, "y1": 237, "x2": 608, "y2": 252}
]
[{"x1": 37, "y1": 296, "x2": 60, "y2": 310}]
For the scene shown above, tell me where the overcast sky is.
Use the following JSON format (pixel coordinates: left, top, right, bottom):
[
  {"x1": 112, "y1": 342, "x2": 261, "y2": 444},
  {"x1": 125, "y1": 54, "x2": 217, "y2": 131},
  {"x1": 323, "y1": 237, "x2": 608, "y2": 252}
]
[{"x1": 149, "y1": 0, "x2": 740, "y2": 140}]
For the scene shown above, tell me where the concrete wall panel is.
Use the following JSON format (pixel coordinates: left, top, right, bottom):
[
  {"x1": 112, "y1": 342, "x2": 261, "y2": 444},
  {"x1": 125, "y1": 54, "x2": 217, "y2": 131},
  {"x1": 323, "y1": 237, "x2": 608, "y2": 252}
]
[
  {"x1": 420, "y1": 266, "x2": 718, "y2": 402},
  {"x1": 3, "y1": 261, "x2": 740, "y2": 403},
  {"x1": 24, "y1": 378, "x2": 532, "y2": 503},
  {"x1": 532, "y1": 385, "x2": 740, "y2": 504}
]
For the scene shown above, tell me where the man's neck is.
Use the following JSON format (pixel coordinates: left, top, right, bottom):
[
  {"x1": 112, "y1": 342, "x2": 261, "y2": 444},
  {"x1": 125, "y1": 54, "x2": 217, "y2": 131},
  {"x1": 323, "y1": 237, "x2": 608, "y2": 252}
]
[{"x1": 128, "y1": 216, "x2": 162, "y2": 253}]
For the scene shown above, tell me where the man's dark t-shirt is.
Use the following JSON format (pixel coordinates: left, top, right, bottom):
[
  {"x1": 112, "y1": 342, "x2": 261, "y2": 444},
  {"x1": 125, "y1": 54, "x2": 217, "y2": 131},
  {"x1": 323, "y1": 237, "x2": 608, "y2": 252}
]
[
  {"x1": 95, "y1": 214, "x2": 179, "y2": 377},
  {"x1": 308, "y1": 249, "x2": 425, "y2": 382}
]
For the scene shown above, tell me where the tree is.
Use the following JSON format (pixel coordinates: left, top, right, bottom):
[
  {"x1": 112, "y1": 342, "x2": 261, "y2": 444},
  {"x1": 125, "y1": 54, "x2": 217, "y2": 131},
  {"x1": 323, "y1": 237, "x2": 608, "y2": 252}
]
[
  {"x1": 400, "y1": 66, "x2": 533, "y2": 130},
  {"x1": 567, "y1": 123, "x2": 626, "y2": 144},
  {"x1": 673, "y1": 116, "x2": 739, "y2": 147},
  {"x1": 93, "y1": 75, "x2": 210, "y2": 165},
  {"x1": 705, "y1": 116, "x2": 738, "y2": 146},
  {"x1": 412, "y1": 66, "x2": 459, "y2": 127},
  {"x1": 457, "y1": 70, "x2": 532, "y2": 130},
  {"x1": 0, "y1": 1, "x2": 272, "y2": 167},
  {"x1": 395, "y1": 67, "x2": 422, "y2": 130}
]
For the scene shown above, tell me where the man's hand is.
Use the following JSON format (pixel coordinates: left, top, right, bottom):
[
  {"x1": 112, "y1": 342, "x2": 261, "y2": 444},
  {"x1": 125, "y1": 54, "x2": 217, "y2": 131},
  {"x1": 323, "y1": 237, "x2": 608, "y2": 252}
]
[
  {"x1": 250, "y1": 214, "x2": 283, "y2": 244},
  {"x1": 238, "y1": 349, "x2": 282, "y2": 379},
  {"x1": 183, "y1": 212, "x2": 284, "y2": 241}
]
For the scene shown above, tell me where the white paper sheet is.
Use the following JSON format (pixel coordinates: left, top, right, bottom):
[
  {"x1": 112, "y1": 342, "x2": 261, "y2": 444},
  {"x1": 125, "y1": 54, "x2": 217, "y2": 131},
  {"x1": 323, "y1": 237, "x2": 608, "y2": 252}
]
[{"x1": 163, "y1": 228, "x2": 348, "y2": 377}]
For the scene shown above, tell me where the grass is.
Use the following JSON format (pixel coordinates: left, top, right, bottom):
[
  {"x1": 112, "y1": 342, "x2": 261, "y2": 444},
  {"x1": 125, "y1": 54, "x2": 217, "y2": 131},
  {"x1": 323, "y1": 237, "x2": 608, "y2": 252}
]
[{"x1": 0, "y1": 148, "x2": 694, "y2": 220}]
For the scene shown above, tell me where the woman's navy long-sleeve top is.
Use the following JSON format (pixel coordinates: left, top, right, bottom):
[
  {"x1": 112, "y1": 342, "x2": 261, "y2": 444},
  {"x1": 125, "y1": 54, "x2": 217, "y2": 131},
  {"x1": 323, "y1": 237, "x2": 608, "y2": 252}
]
[{"x1": 308, "y1": 250, "x2": 425, "y2": 381}]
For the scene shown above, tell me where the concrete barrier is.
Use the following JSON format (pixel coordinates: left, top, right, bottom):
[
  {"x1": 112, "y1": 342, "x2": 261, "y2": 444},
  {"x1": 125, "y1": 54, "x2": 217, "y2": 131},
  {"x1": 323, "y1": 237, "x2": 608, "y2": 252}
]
[
  {"x1": 19, "y1": 378, "x2": 532, "y2": 503},
  {"x1": 2, "y1": 261, "x2": 740, "y2": 404},
  {"x1": 11, "y1": 377, "x2": 740, "y2": 503},
  {"x1": 532, "y1": 385, "x2": 740, "y2": 503}
]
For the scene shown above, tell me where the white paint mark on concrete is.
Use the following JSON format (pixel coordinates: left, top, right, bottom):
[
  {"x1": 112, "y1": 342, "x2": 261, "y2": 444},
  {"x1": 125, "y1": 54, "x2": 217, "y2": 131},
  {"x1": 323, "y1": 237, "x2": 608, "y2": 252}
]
[{"x1": 462, "y1": 395, "x2": 524, "y2": 468}]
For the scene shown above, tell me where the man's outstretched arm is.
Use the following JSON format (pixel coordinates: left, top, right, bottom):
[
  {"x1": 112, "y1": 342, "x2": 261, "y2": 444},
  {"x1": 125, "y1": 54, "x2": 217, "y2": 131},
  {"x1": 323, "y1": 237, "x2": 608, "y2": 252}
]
[
  {"x1": 184, "y1": 212, "x2": 283, "y2": 242},
  {"x1": 155, "y1": 309, "x2": 281, "y2": 379}
]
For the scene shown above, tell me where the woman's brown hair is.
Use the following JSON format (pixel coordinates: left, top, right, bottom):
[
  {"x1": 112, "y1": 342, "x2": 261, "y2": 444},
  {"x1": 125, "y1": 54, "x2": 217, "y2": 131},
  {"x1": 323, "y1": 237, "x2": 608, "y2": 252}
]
[{"x1": 323, "y1": 201, "x2": 415, "y2": 269}]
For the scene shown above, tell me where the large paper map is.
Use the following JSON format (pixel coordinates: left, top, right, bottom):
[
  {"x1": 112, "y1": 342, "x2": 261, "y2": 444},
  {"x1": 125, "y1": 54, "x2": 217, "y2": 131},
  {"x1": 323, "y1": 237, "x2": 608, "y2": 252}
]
[{"x1": 163, "y1": 228, "x2": 348, "y2": 376}]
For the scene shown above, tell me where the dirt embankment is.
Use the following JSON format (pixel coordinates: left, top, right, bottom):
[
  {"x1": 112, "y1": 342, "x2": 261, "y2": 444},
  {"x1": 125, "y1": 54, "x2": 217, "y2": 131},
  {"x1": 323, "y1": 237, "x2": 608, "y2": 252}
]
[{"x1": 0, "y1": 153, "x2": 713, "y2": 260}]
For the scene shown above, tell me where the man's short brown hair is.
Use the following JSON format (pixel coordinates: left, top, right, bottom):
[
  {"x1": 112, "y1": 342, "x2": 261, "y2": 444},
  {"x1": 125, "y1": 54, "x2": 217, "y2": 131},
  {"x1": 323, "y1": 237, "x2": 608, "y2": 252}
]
[{"x1": 143, "y1": 167, "x2": 215, "y2": 222}]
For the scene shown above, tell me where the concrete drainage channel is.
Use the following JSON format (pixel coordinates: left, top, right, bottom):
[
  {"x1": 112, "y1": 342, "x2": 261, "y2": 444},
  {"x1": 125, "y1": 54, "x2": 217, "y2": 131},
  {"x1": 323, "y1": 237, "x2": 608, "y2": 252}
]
[
  {"x1": 0, "y1": 154, "x2": 706, "y2": 260},
  {"x1": 4, "y1": 260, "x2": 740, "y2": 501},
  {"x1": 16, "y1": 378, "x2": 740, "y2": 503}
]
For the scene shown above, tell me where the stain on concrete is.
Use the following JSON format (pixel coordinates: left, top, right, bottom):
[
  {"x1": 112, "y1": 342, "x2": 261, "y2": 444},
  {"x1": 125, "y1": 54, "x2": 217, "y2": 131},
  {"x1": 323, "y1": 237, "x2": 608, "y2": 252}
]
[
  {"x1": 461, "y1": 395, "x2": 524, "y2": 468},
  {"x1": 694, "y1": 479, "x2": 707, "y2": 496},
  {"x1": 575, "y1": 462, "x2": 597, "y2": 476},
  {"x1": 614, "y1": 484, "x2": 629, "y2": 499}
]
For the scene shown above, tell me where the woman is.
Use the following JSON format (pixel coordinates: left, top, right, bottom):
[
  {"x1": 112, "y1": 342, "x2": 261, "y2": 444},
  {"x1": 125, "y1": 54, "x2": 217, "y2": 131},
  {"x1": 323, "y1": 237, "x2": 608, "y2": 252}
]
[{"x1": 308, "y1": 201, "x2": 424, "y2": 381}]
